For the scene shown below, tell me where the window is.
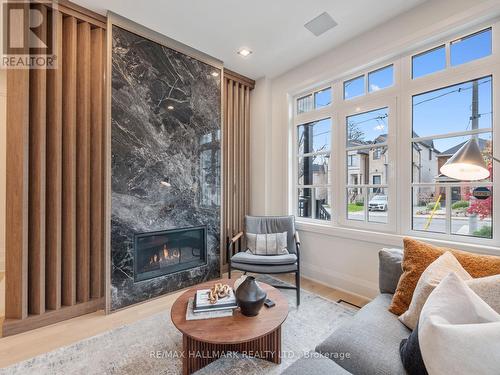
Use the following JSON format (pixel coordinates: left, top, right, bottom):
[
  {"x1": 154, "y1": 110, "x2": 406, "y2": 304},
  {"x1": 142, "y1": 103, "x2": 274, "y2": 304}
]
[
  {"x1": 344, "y1": 76, "x2": 364, "y2": 100},
  {"x1": 297, "y1": 94, "x2": 313, "y2": 114},
  {"x1": 412, "y1": 45, "x2": 446, "y2": 78},
  {"x1": 315, "y1": 88, "x2": 332, "y2": 108},
  {"x1": 411, "y1": 77, "x2": 493, "y2": 239},
  {"x1": 451, "y1": 28, "x2": 492, "y2": 66},
  {"x1": 296, "y1": 118, "x2": 332, "y2": 220},
  {"x1": 297, "y1": 87, "x2": 332, "y2": 114},
  {"x1": 412, "y1": 28, "x2": 492, "y2": 79},
  {"x1": 291, "y1": 22, "x2": 498, "y2": 245},
  {"x1": 347, "y1": 154, "x2": 359, "y2": 167},
  {"x1": 346, "y1": 108, "x2": 389, "y2": 224},
  {"x1": 345, "y1": 66, "x2": 394, "y2": 99},
  {"x1": 368, "y1": 65, "x2": 394, "y2": 92}
]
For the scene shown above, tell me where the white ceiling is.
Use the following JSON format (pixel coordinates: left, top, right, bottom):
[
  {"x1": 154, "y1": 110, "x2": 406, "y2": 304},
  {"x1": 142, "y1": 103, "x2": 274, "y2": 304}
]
[{"x1": 73, "y1": 0, "x2": 429, "y2": 79}]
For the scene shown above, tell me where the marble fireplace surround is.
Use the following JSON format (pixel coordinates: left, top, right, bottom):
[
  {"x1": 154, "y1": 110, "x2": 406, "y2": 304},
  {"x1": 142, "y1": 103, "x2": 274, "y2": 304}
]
[{"x1": 108, "y1": 13, "x2": 223, "y2": 311}]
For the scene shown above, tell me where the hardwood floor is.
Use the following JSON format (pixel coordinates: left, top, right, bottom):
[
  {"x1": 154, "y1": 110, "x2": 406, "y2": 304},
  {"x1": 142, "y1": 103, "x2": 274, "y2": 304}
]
[
  {"x1": 0, "y1": 272, "x2": 4, "y2": 320},
  {"x1": 0, "y1": 271, "x2": 369, "y2": 369}
]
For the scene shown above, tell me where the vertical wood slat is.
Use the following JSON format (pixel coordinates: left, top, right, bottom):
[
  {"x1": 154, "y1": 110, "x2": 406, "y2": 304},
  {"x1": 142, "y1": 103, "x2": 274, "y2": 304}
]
[
  {"x1": 76, "y1": 21, "x2": 91, "y2": 303},
  {"x1": 46, "y1": 9, "x2": 63, "y2": 311},
  {"x1": 101, "y1": 29, "x2": 107, "y2": 296},
  {"x1": 244, "y1": 86, "x2": 250, "y2": 218},
  {"x1": 5, "y1": 1, "x2": 30, "y2": 320},
  {"x1": 28, "y1": 4, "x2": 47, "y2": 315},
  {"x1": 238, "y1": 84, "x2": 245, "y2": 234},
  {"x1": 222, "y1": 77, "x2": 228, "y2": 262},
  {"x1": 90, "y1": 27, "x2": 104, "y2": 298},
  {"x1": 226, "y1": 80, "x2": 234, "y2": 258},
  {"x1": 232, "y1": 82, "x2": 239, "y2": 237},
  {"x1": 61, "y1": 15, "x2": 78, "y2": 307}
]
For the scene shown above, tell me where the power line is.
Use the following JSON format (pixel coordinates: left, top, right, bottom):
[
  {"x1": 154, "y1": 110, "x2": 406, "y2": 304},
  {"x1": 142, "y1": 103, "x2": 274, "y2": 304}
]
[
  {"x1": 412, "y1": 78, "x2": 491, "y2": 107},
  {"x1": 348, "y1": 113, "x2": 388, "y2": 127}
]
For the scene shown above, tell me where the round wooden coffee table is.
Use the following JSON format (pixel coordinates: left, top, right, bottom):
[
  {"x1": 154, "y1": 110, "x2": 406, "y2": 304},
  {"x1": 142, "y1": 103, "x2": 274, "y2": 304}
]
[{"x1": 171, "y1": 278, "x2": 288, "y2": 375}]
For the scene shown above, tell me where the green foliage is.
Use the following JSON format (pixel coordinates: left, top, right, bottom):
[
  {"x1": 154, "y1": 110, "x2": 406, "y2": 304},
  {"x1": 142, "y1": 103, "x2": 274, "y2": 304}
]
[
  {"x1": 426, "y1": 202, "x2": 441, "y2": 210},
  {"x1": 348, "y1": 203, "x2": 364, "y2": 212},
  {"x1": 473, "y1": 226, "x2": 492, "y2": 239},
  {"x1": 355, "y1": 201, "x2": 364, "y2": 206},
  {"x1": 451, "y1": 200, "x2": 469, "y2": 210}
]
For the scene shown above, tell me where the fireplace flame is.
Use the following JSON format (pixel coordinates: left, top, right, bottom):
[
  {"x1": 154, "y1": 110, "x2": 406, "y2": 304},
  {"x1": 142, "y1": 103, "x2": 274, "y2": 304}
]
[{"x1": 149, "y1": 244, "x2": 180, "y2": 266}]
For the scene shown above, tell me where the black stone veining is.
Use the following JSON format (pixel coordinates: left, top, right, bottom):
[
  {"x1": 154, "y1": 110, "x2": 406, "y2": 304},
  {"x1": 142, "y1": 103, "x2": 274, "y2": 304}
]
[{"x1": 111, "y1": 26, "x2": 221, "y2": 311}]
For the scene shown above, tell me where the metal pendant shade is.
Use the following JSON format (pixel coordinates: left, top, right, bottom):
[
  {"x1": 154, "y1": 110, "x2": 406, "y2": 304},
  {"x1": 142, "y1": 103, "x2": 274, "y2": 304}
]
[{"x1": 440, "y1": 138, "x2": 490, "y2": 181}]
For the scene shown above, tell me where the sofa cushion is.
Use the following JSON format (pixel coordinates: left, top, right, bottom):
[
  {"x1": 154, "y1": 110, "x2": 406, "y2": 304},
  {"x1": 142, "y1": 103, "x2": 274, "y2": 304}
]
[
  {"x1": 282, "y1": 354, "x2": 351, "y2": 375},
  {"x1": 316, "y1": 294, "x2": 410, "y2": 375},
  {"x1": 379, "y1": 248, "x2": 403, "y2": 294},
  {"x1": 231, "y1": 252, "x2": 297, "y2": 265}
]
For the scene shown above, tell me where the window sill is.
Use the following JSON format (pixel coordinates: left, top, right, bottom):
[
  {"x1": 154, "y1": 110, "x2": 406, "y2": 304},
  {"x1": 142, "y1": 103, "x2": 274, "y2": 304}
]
[{"x1": 295, "y1": 220, "x2": 500, "y2": 255}]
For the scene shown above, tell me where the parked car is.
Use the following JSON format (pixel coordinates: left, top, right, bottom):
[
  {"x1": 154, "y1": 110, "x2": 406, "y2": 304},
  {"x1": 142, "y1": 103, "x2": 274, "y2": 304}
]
[{"x1": 368, "y1": 195, "x2": 388, "y2": 211}]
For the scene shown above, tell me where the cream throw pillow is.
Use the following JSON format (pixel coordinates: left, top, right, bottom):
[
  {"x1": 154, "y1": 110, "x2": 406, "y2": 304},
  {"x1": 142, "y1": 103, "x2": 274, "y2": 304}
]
[
  {"x1": 467, "y1": 274, "x2": 500, "y2": 314},
  {"x1": 418, "y1": 273, "x2": 500, "y2": 375},
  {"x1": 399, "y1": 251, "x2": 472, "y2": 330},
  {"x1": 246, "y1": 232, "x2": 288, "y2": 255}
]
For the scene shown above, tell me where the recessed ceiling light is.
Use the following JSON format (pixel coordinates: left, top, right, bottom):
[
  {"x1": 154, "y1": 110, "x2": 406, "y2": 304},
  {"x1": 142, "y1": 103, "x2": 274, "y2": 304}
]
[
  {"x1": 211, "y1": 71, "x2": 219, "y2": 77},
  {"x1": 237, "y1": 48, "x2": 252, "y2": 57},
  {"x1": 304, "y1": 12, "x2": 337, "y2": 36},
  {"x1": 167, "y1": 105, "x2": 174, "y2": 110}
]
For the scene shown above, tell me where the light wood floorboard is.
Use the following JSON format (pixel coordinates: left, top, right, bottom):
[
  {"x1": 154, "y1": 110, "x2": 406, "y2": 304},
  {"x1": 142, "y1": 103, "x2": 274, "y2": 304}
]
[{"x1": 0, "y1": 271, "x2": 369, "y2": 368}]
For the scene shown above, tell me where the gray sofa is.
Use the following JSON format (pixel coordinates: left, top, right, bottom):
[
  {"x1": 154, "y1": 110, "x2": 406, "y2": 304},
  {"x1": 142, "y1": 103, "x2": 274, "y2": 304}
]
[{"x1": 284, "y1": 248, "x2": 408, "y2": 375}]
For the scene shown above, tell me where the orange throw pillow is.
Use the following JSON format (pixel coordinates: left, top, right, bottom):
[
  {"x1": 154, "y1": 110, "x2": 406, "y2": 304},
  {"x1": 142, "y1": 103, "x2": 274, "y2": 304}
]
[{"x1": 389, "y1": 237, "x2": 500, "y2": 315}]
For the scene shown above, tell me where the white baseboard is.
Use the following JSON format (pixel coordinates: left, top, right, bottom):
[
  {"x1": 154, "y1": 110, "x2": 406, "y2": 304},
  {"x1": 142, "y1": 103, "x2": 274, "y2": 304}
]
[{"x1": 301, "y1": 262, "x2": 379, "y2": 300}]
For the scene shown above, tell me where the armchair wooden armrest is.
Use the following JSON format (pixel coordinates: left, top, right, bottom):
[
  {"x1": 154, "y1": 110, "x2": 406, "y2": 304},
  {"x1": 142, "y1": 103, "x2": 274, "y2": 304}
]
[
  {"x1": 294, "y1": 231, "x2": 301, "y2": 261},
  {"x1": 294, "y1": 231, "x2": 300, "y2": 245},
  {"x1": 227, "y1": 231, "x2": 244, "y2": 261}
]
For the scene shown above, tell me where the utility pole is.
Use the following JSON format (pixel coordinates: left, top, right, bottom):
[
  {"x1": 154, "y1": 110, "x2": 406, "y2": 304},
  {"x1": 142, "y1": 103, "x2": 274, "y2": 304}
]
[{"x1": 469, "y1": 80, "x2": 479, "y2": 234}]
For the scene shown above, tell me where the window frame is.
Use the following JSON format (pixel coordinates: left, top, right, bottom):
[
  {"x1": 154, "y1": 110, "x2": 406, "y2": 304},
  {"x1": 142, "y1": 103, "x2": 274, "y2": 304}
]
[
  {"x1": 289, "y1": 20, "x2": 500, "y2": 247},
  {"x1": 292, "y1": 104, "x2": 334, "y2": 224},
  {"x1": 400, "y1": 54, "x2": 499, "y2": 246},
  {"x1": 338, "y1": 96, "x2": 398, "y2": 232}
]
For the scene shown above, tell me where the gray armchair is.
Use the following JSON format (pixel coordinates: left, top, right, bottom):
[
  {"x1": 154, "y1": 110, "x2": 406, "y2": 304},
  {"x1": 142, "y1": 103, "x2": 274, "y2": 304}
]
[{"x1": 227, "y1": 215, "x2": 301, "y2": 305}]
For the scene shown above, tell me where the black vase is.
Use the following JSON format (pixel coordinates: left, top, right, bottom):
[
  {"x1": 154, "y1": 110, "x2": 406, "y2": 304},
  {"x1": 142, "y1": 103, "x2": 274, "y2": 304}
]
[{"x1": 235, "y1": 276, "x2": 267, "y2": 317}]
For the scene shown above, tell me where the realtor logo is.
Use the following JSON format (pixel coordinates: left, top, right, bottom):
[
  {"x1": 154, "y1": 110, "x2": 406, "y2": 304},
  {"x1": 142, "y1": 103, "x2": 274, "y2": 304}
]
[{"x1": 2, "y1": 0, "x2": 57, "y2": 68}]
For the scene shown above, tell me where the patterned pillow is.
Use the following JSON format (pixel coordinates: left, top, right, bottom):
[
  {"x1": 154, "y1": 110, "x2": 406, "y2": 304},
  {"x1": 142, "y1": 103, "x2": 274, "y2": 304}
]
[{"x1": 246, "y1": 232, "x2": 289, "y2": 255}]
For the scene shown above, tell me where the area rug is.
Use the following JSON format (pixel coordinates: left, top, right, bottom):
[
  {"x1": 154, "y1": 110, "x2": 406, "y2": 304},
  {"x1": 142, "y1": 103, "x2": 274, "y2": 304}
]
[{"x1": 1, "y1": 277, "x2": 357, "y2": 375}]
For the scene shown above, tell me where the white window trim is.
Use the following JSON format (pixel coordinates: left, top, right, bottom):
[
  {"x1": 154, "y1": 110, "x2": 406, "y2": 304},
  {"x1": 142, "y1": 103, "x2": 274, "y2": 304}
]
[{"x1": 288, "y1": 20, "x2": 500, "y2": 249}]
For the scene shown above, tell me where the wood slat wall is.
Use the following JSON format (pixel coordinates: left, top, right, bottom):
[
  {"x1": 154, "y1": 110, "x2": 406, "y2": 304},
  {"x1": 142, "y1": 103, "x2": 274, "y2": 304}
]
[
  {"x1": 3, "y1": 1, "x2": 107, "y2": 337},
  {"x1": 222, "y1": 70, "x2": 254, "y2": 266}
]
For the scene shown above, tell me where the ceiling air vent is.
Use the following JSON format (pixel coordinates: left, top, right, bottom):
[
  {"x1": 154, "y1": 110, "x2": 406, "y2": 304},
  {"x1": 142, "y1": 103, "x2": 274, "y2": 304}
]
[{"x1": 304, "y1": 12, "x2": 337, "y2": 36}]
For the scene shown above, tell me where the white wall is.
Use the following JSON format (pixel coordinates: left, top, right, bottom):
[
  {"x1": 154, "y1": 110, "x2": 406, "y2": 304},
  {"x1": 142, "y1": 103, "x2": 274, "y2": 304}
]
[
  {"x1": 250, "y1": 0, "x2": 500, "y2": 298},
  {"x1": 249, "y1": 77, "x2": 272, "y2": 215}
]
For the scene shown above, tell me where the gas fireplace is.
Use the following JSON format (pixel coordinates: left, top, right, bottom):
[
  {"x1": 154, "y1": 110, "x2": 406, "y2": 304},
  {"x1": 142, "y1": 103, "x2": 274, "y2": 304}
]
[{"x1": 134, "y1": 226, "x2": 207, "y2": 282}]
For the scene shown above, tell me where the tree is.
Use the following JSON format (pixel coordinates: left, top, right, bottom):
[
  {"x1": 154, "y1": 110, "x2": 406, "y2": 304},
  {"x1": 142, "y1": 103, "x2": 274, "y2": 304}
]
[{"x1": 347, "y1": 121, "x2": 365, "y2": 144}]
